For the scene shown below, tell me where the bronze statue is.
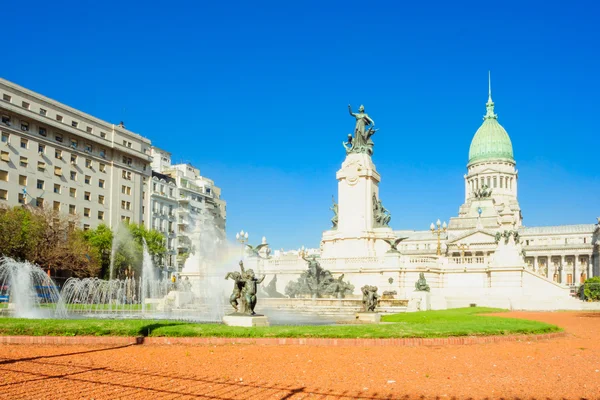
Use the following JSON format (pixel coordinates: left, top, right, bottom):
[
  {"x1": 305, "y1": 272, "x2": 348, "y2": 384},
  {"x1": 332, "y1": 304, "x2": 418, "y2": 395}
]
[
  {"x1": 245, "y1": 243, "x2": 270, "y2": 259},
  {"x1": 285, "y1": 256, "x2": 354, "y2": 298},
  {"x1": 382, "y1": 237, "x2": 408, "y2": 253},
  {"x1": 330, "y1": 196, "x2": 338, "y2": 229},
  {"x1": 474, "y1": 184, "x2": 493, "y2": 199},
  {"x1": 414, "y1": 272, "x2": 430, "y2": 292},
  {"x1": 361, "y1": 285, "x2": 379, "y2": 312},
  {"x1": 241, "y1": 269, "x2": 265, "y2": 315},
  {"x1": 343, "y1": 104, "x2": 378, "y2": 155},
  {"x1": 373, "y1": 193, "x2": 391, "y2": 227},
  {"x1": 225, "y1": 261, "x2": 265, "y2": 315}
]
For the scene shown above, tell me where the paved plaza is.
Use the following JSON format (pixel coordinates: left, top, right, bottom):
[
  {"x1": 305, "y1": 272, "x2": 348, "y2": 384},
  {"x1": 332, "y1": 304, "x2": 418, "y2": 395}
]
[{"x1": 0, "y1": 312, "x2": 598, "y2": 399}]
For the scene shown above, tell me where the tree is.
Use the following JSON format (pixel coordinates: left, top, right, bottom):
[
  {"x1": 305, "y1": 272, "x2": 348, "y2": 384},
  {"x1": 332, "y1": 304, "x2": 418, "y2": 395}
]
[
  {"x1": 583, "y1": 276, "x2": 600, "y2": 301},
  {"x1": 82, "y1": 224, "x2": 113, "y2": 279}
]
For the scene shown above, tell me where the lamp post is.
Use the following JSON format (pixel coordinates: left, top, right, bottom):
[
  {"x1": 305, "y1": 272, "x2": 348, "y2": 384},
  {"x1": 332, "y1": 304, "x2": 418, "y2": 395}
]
[
  {"x1": 430, "y1": 219, "x2": 447, "y2": 256},
  {"x1": 235, "y1": 230, "x2": 249, "y2": 261}
]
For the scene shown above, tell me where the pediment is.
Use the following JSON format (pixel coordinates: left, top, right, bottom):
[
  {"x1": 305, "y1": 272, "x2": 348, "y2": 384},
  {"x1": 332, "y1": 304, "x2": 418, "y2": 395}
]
[{"x1": 448, "y1": 229, "x2": 497, "y2": 245}]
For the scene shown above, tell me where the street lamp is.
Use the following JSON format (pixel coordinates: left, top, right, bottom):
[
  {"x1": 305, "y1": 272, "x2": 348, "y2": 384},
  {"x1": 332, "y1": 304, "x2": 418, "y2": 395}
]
[
  {"x1": 457, "y1": 243, "x2": 469, "y2": 264},
  {"x1": 430, "y1": 219, "x2": 447, "y2": 256},
  {"x1": 235, "y1": 229, "x2": 249, "y2": 260}
]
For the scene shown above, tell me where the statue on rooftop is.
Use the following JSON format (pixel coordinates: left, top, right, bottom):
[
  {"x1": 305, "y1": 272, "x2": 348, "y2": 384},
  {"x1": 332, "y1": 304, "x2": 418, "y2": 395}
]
[
  {"x1": 382, "y1": 237, "x2": 408, "y2": 253},
  {"x1": 343, "y1": 104, "x2": 378, "y2": 156},
  {"x1": 474, "y1": 184, "x2": 493, "y2": 199}
]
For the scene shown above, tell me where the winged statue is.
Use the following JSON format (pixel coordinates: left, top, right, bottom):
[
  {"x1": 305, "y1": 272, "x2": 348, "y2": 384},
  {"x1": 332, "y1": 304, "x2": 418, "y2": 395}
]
[
  {"x1": 245, "y1": 243, "x2": 271, "y2": 259},
  {"x1": 382, "y1": 237, "x2": 408, "y2": 253}
]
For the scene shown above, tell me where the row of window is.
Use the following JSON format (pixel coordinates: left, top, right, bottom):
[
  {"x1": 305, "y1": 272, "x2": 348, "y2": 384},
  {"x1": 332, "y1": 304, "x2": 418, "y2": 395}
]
[
  {"x1": 2, "y1": 93, "x2": 109, "y2": 138},
  {"x1": 469, "y1": 175, "x2": 514, "y2": 191}
]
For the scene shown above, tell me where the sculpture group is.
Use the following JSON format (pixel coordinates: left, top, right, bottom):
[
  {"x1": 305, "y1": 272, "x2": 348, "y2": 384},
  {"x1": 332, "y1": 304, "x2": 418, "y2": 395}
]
[
  {"x1": 343, "y1": 104, "x2": 378, "y2": 156},
  {"x1": 361, "y1": 285, "x2": 379, "y2": 312},
  {"x1": 373, "y1": 194, "x2": 391, "y2": 227},
  {"x1": 285, "y1": 255, "x2": 354, "y2": 298},
  {"x1": 225, "y1": 261, "x2": 266, "y2": 315}
]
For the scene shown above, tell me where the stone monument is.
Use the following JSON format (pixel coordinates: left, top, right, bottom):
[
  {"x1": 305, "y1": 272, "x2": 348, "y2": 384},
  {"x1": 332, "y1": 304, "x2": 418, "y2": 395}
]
[
  {"x1": 321, "y1": 104, "x2": 396, "y2": 259},
  {"x1": 284, "y1": 255, "x2": 354, "y2": 298},
  {"x1": 222, "y1": 261, "x2": 269, "y2": 327}
]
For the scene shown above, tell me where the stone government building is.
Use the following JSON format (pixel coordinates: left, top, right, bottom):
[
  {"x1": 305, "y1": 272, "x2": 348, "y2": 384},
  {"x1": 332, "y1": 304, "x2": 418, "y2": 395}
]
[
  {"x1": 0, "y1": 78, "x2": 226, "y2": 273},
  {"x1": 259, "y1": 83, "x2": 599, "y2": 310}
]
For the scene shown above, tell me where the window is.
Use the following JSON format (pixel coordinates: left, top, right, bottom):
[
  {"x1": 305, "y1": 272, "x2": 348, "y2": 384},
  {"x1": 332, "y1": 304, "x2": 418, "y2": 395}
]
[
  {"x1": 99, "y1": 149, "x2": 106, "y2": 159},
  {"x1": 84, "y1": 175, "x2": 91, "y2": 184},
  {"x1": 100, "y1": 132, "x2": 107, "y2": 139},
  {"x1": 38, "y1": 144, "x2": 45, "y2": 154},
  {"x1": 121, "y1": 200, "x2": 126, "y2": 209},
  {"x1": 83, "y1": 224, "x2": 90, "y2": 231},
  {"x1": 98, "y1": 210, "x2": 104, "y2": 220},
  {"x1": 169, "y1": 188, "x2": 173, "y2": 197},
  {"x1": 54, "y1": 166, "x2": 62, "y2": 176},
  {"x1": 122, "y1": 170, "x2": 131, "y2": 180},
  {"x1": 55, "y1": 150, "x2": 62, "y2": 159},
  {"x1": 99, "y1": 179, "x2": 105, "y2": 188},
  {"x1": 18, "y1": 193, "x2": 25, "y2": 204},
  {"x1": 20, "y1": 122, "x2": 29, "y2": 131},
  {"x1": 99, "y1": 163, "x2": 106, "y2": 172},
  {"x1": 85, "y1": 159, "x2": 92, "y2": 168},
  {"x1": 69, "y1": 155, "x2": 77, "y2": 165},
  {"x1": 69, "y1": 188, "x2": 76, "y2": 198},
  {"x1": 19, "y1": 175, "x2": 26, "y2": 185},
  {"x1": 84, "y1": 144, "x2": 92, "y2": 153},
  {"x1": 53, "y1": 184, "x2": 60, "y2": 194},
  {"x1": 39, "y1": 127, "x2": 47, "y2": 137},
  {"x1": 22, "y1": 101, "x2": 30, "y2": 109},
  {"x1": 86, "y1": 126, "x2": 93, "y2": 133},
  {"x1": 121, "y1": 185, "x2": 131, "y2": 195},
  {"x1": 98, "y1": 194, "x2": 105, "y2": 204},
  {"x1": 20, "y1": 157, "x2": 28, "y2": 168},
  {"x1": 55, "y1": 134, "x2": 63, "y2": 143},
  {"x1": 56, "y1": 115, "x2": 63, "y2": 122},
  {"x1": 70, "y1": 139, "x2": 77, "y2": 149},
  {"x1": 20, "y1": 138, "x2": 28, "y2": 149},
  {"x1": 0, "y1": 169, "x2": 7, "y2": 181},
  {"x1": 2, "y1": 94, "x2": 11, "y2": 102},
  {"x1": 84, "y1": 208, "x2": 90, "y2": 217},
  {"x1": 121, "y1": 216, "x2": 131, "y2": 223},
  {"x1": 1, "y1": 132, "x2": 9, "y2": 143},
  {"x1": 122, "y1": 156, "x2": 132, "y2": 165},
  {"x1": 37, "y1": 179, "x2": 44, "y2": 189},
  {"x1": 0, "y1": 189, "x2": 7, "y2": 201},
  {"x1": 37, "y1": 198, "x2": 45, "y2": 209},
  {"x1": 70, "y1": 171, "x2": 77, "y2": 181},
  {"x1": 69, "y1": 205, "x2": 76, "y2": 215},
  {"x1": 53, "y1": 201, "x2": 60, "y2": 212},
  {"x1": 84, "y1": 191, "x2": 90, "y2": 201},
  {"x1": 39, "y1": 108, "x2": 47, "y2": 116},
  {"x1": 1, "y1": 151, "x2": 9, "y2": 162},
  {"x1": 37, "y1": 161, "x2": 45, "y2": 171},
  {"x1": 71, "y1": 121, "x2": 78, "y2": 128}
]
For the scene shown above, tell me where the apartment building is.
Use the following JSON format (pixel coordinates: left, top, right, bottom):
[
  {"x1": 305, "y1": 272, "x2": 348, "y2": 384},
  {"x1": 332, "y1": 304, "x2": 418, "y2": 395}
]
[
  {"x1": 150, "y1": 147, "x2": 227, "y2": 270},
  {"x1": 0, "y1": 78, "x2": 152, "y2": 230}
]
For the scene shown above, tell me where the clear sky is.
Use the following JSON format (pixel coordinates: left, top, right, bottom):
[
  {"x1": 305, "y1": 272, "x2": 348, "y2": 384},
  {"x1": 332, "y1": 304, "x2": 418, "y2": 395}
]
[{"x1": 3, "y1": 0, "x2": 599, "y2": 250}]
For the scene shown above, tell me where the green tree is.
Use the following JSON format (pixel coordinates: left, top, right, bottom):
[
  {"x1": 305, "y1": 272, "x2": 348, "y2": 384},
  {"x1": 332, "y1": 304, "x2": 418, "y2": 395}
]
[
  {"x1": 83, "y1": 224, "x2": 113, "y2": 279},
  {"x1": 583, "y1": 276, "x2": 600, "y2": 301}
]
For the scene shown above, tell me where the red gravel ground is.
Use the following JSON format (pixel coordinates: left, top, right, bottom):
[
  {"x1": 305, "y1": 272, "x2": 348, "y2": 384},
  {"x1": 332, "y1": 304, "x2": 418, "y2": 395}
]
[{"x1": 0, "y1": 312, "x2": 599, "y2": 400}]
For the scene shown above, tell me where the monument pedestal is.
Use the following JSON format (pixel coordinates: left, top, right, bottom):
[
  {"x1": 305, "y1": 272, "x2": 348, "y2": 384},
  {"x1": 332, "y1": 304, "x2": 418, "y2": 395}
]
[
  {"x1": 223, "y1": 314, "x2": 270, "y2": 327},
  {"x1": 407, "y1": 291, "x2": 430, "y2": 312},
  {"x1": 355, "y1": 312, "x2": 381, "y2": 324}
]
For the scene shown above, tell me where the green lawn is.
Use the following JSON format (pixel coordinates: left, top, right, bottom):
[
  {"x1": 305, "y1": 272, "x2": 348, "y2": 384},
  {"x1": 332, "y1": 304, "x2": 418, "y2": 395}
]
[{"x1": 0, "y1": 307, "x2": 560, "y2": 338}]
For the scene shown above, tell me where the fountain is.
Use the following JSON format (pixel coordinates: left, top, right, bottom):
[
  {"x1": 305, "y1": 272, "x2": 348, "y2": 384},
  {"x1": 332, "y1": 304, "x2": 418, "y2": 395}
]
[{"x1": 0, "y1": 257, "x2": 66, "y2": 318}]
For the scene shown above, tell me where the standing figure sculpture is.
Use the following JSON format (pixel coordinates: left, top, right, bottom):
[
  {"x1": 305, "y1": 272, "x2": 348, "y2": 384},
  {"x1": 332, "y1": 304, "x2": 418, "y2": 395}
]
[
  {"x1": 330, "y1": 196, "x2": 338, "y2": 229},
  {"x1": 344, "y1": 104, "x2": 378, "y2": 156},
  {"x1": 361, "y1": 285, "x2": 379, "y2": 312},
  {"x1": 241, "y1": 269, "x2": 266, "y2": 315},
  {"x1": 225, "y1": 261, "x2": 246, "y2": 313}
]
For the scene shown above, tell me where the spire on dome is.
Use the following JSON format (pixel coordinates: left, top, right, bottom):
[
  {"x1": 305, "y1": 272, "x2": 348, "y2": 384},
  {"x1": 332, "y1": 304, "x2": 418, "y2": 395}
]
[{"x1": 484, "y1": 71, "x2": 497, "y2": 120}]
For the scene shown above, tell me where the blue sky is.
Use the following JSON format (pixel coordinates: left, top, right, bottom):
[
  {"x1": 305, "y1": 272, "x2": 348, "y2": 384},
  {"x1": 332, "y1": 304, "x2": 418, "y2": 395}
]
[{"x1": 3, "y1": 0, "x2": 599, "y2": 249}]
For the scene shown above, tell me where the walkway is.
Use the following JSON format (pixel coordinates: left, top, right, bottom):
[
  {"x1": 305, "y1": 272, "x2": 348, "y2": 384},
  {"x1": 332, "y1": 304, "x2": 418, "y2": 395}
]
[{"x1": 0, "y1": 312, "x2": 598, "y2": 399}]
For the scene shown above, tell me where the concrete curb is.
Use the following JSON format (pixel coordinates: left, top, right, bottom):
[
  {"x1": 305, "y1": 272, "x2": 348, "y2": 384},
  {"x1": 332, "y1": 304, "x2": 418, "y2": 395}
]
[{"x1": 0, "y1": 332, "x2": 566, "y2": 347}]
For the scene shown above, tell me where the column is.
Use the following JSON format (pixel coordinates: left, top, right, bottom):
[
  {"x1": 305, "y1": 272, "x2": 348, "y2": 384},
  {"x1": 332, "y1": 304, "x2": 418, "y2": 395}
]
[
  {"x1": 532, "y1": 256, "x2": 537, "y2": 272},
  {"x1": 574, "y1": 256, "x2": 580, "y2": 285},
  {"x1": 560, "y1": 255, "x2": 566, "y2": 284}
]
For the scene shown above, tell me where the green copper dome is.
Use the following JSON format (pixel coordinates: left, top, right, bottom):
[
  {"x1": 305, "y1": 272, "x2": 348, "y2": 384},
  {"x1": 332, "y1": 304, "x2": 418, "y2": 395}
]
[{"x1": 468, "y1": 95, "x2": 514, "y2": 166}]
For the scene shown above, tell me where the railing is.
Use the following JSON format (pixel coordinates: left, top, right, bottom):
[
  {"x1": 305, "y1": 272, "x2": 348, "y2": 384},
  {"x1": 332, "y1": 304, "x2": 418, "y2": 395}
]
[
  {"x1": 408, "y1": 256, "x2": 438, "y2": 265},
  {"x1": 448, "y1": 256, "x2": 487, "y2": 265}
]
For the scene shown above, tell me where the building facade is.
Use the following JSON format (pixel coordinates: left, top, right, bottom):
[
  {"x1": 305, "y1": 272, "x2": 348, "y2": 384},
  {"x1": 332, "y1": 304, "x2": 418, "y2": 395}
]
[
  {"x1": 0, "y1": 78, "x2": 152, "y2": 230},
  {"x1": 0, "y1": 78, "x2": 227, "y2": 275}
]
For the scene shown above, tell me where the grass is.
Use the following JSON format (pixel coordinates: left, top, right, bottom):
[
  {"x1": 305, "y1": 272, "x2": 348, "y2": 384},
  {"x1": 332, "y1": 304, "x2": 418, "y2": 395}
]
[{"x1": 0, "y1": 307, "x2": 561, "y2": 338}]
